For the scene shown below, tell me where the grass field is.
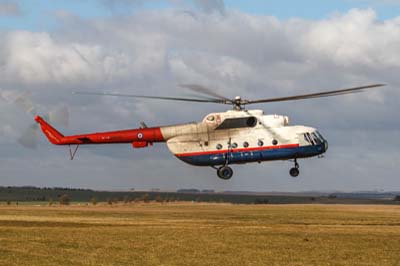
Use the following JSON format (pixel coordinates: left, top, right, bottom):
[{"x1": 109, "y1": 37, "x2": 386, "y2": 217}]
[{"x1": 0, "y1": 203, "x2": 399, "y2": 266}]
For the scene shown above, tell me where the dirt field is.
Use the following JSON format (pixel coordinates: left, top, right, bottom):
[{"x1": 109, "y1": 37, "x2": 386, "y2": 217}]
[{"x1": 0, "y1": 203, "x2": 399, "y2": 266}]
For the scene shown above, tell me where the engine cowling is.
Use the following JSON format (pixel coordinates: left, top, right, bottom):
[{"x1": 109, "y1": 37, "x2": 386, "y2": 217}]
[{"x1": 261, "y1": 115, "x2": 290, "y2": 127}]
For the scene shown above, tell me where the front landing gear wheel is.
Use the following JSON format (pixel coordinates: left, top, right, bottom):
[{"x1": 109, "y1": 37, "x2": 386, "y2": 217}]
[
  {"x1": 289, "y1": 167, "x2": 299, "y2": 177},
  {"x1": 217, "y1": 166, "x2": 233, "y2": 180}
]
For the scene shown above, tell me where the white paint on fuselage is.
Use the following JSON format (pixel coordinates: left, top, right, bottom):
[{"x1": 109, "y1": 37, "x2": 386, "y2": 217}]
[{"x1": 160, "y1": 109, "x2": 318, "y2": 156}]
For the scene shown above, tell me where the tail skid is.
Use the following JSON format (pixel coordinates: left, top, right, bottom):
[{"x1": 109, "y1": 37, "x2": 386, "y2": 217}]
[{"x1": 35, "y1": 115, "x2": 81, "y2": 159}]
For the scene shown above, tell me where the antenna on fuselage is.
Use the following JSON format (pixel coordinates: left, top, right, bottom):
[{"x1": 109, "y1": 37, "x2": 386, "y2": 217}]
[{"x1": 140, "y1": 121, "x2": 148, "y2": 128}]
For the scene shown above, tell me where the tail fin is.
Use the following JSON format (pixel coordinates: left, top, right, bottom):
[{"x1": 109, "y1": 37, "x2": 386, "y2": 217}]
[{"x1": 34, "y1": 115, "x2": 65, "y2": 145}]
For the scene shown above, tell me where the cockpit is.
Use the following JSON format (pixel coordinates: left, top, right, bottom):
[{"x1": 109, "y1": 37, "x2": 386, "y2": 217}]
[{"x1": 303, "y1": 131, "x2": 326, "y2": 146}]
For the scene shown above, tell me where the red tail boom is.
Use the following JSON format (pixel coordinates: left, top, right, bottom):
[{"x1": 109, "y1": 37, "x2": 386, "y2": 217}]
[{"x1": 34, "y1": 115, "x2": 165, "y2": 146}]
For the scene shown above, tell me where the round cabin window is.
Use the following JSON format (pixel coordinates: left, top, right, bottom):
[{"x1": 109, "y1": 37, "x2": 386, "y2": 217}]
[
  {"x1": 231, "y1": 142, "x2": 238, "y2": 148},
  {"x1": 216, "y1": 144, "x2": 223, "y2": 150},
  {"x1": 258, "y1": 140, "x2": 264, "y2": 147},
  {"x1": 272, "y1": 139, "x2": 278, "y2": 145},
  {"x1": 243, "y1": 141, "x2": 249, "y2": 148}
]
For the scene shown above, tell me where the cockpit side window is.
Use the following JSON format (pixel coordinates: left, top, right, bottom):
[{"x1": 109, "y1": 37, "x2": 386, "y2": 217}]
[
  {"x1": 216, "y1": 117, "x2": 257, "y2": 130},
  {"x1": 312, "y1": 133, "x2": 322, "y2": 144},
  {"x1": 306, "y1": 133, "x2": 315, "y2": 145},
  {"x1": 304, "y1": 133, "x2": 311, "y2": 144},
  {"x1": 311, "y1": 132, "x2": 322, "y2": 144}
]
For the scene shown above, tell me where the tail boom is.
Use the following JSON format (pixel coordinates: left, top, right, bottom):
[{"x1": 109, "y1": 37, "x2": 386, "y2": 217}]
[
  {"x1": 34, "y1": 115, "x2": 165, "y2": 145},
  {"x1": 35, "y1": 115, "x2": 65, "y2": 144}
]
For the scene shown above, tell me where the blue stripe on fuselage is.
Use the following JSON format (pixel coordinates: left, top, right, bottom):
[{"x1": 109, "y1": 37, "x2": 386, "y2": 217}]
[{"x1": 176, "y1": 143, "x2": 327, "y2": 166}]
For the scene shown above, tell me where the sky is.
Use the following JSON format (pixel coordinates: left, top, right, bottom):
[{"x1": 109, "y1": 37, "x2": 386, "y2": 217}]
[{"x1": 0, "y1": 0, "x2": 399, "y2": 192}]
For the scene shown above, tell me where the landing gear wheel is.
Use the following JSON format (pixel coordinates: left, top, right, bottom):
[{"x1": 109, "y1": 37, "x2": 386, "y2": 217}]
[
  {"x1": 217, "y1": 166, "x2": 233, "y2": 180},
  {"x1": 289, "y1": 167, "x2": 299, "y2": 177},
  {"x1": 289, "y1": 159, "x2": 300, "y2": 177}
]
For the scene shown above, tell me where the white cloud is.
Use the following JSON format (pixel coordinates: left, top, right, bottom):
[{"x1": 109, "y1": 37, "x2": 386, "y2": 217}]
[
  {"x1": 302, "y1": 9, "x2": 400, "y2": 67},
  {"x1": 1, "y1": 31, "x2": 134, "y2": 85},
  {"x1": 100, "y1": 0, "x2": 225, "y2": 14},
  {"x1": 0, "y1": 8, "x2": 399, "y2": 191}
]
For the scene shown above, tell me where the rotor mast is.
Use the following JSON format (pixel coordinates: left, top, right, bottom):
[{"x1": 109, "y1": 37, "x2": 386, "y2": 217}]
[{"x1": 233, "y1": 96, "x2": 245, "y2": 111}]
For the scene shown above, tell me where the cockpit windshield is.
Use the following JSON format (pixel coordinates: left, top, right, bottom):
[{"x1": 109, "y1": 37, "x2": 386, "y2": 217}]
[
  {"x1": 315, "y1": 131, "x2": 326, "y2": 142},
  {"x1": 303, "y1": 131, "x2": 325, "y2": 145}
]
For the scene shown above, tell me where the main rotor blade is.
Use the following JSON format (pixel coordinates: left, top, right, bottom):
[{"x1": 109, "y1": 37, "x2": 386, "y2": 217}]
[
  {"x1": 246, "y1": 84, "x2": 385, "y2": 105},
  {"x1": 73, "y1": 92, "x2": 226, "y2": 103},
  {"x1": 14, "y1": 92, "x2": 37, "y2": 115},
  {"x1": 243, "y1": 110, "x2": 288, "y2": 141},
  {"x1": 179, "y1": 84, "x2": 231, "y2": 102}
]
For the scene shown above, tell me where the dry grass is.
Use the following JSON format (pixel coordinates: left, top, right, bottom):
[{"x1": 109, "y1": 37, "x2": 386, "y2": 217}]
[{"x1": 0, "y1": 203, "x2": 399, "y2": 266}]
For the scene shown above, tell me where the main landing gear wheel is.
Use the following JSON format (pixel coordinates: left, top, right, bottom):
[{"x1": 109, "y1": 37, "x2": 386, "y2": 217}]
[
  {"x1": 217, "y1": 166, "x2": 233, "y2": 180},
  {"x1": 289, "y1": 167, "x2": 299, "y2": 177},
  {"x1": 289, "y1": 159, "x2": 300, "y2": 178}
]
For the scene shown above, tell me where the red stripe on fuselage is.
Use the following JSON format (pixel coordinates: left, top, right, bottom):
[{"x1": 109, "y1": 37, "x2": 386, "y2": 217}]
[{"x1": 175, "y1": 143, "x2": 300, "y2": 157}]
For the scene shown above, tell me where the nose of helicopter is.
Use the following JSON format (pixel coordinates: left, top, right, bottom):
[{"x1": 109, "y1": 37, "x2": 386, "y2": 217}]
[
  {"x1": 316, "y1": 140, "x2": 328, "y2": 155},
  {"x1": 323, "y1": 139, "x2": 328, "y2": 152}
]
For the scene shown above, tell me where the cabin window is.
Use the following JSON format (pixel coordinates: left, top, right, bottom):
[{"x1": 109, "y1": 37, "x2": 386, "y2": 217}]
[
  {"x1": 216, "y1": 144, "x2": 223, "y2": 150},
  {"x1": 216, "y1": 117, "x2": 257, "y2": 130},
  {"x1": 243, "y1": 141, "x2": 249, "y2": 148},
  {"x1": 258, "y1": 140, "x2": 264, "y2": 147},
  {"x1": 231, "y1": 142, "x2": 238, "y2": 148},
  {"x1": 207, "y1": 115, "x2": 215, "y2": 121},
  {"x1": 272, "y1": 139, "x2": 278, "y2": 145}
]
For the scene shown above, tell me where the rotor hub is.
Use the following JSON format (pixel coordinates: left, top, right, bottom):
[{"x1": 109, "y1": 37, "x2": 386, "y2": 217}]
[{"x1": 232, "y1": 96, "x2": 245, "y2": 110}]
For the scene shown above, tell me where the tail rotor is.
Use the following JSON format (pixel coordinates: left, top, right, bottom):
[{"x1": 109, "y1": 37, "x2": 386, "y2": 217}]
[
  {"x1": 1, "y1": 90, "x2": 69, "y2": 149},
  {"x1": 20, "y1": 105, "x2": 69, "y2": 149},
  {"x1": 17, "y1": 123, "x2": 39, "y2": 149}
]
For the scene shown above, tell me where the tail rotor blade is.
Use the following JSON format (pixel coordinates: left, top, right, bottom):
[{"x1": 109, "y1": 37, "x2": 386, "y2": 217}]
[
  {"x1": 17, "y1": 124, "x2": 39, "y2": 149},
  {"x1": 17, "y1": 105, "x2": 69, "y2": 149},
  {"x1": 49, "y1": 105, "x2": 69, "y2": 128},
  {"x1": 14, "y1": 92, "x2": 36, "y2": 115}
]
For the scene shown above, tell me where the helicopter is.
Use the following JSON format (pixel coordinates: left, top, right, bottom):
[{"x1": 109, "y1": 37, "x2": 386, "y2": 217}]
[{"x1": 34, "y1": 83, "x2": 384, "y2": 180}]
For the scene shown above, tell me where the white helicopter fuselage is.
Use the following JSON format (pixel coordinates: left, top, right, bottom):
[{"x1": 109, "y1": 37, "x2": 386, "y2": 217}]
[
  {"x1": 161, "y1": 109, "x2": 328, "y2": 166},
  {"x1": 34, "y1": 108, "x2": 327, "y2": 170}
]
